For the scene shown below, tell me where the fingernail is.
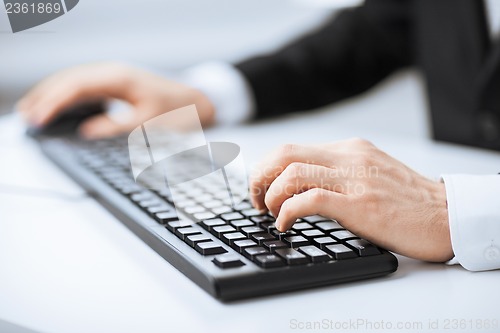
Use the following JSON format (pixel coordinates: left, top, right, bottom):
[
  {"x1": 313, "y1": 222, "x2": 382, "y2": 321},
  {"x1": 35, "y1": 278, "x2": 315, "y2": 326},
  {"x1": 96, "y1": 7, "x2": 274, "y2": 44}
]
[{"x1": 274, "y1": 220, "x2": 281, "y2": 231}]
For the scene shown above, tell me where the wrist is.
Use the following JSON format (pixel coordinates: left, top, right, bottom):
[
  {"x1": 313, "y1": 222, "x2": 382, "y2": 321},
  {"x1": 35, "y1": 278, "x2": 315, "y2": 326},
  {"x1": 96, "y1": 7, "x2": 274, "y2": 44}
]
[{"x1": 427, "y1": 181, "x2": 454, "y2": 262}]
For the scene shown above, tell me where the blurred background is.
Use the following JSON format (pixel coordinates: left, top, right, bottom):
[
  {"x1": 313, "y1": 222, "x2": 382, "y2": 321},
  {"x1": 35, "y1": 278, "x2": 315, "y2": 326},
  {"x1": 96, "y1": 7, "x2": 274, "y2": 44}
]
[{"x1": 0, "y1": 0, "x2": 365, "y2": 115}]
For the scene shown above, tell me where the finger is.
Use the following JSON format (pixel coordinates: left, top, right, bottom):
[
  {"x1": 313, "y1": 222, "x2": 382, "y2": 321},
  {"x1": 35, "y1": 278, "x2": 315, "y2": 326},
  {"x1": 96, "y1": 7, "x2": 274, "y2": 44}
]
[
  {"x1": 78, "y1": 113, "x2": 138, "y2": 139},
  {"x1": 16, "y1": 94, "x2": 37, "y2": 116},
  {"x1": 250, "y1": 144, "x2": 344, "y2": 211},
  {"x1": 18, "y1": 70, "x2": 82, "y2": 119},
  {"x1": 264, "y1": 162, "x2": 348, "y2": 217},
  {"x1": 26, "y1": 67, "x2": 132, "y2": 126},
  {"x1": 275, "y1": 188, "x2": 351, "y2": 232},
  {"x1": 33, "y1": 83, "x2": 129, "y2": 127},
  {"x1": 17, "y1": 79, "x2": 58, "y2": 119}
]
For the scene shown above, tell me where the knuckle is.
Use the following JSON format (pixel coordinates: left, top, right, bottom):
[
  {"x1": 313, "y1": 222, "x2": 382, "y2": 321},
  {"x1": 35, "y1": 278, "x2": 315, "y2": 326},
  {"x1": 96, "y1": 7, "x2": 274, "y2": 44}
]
[
  {"x1": 276, "y1": 143, "x2": 297, "y2": 162},
  {"x1": 349, "y1": 137, "x2": 373, "y2": 147},
  {"x1": 104, "y1": 62, "x2": 135, "y2": 87},
  {"x1": 352, "y1": 152, "x2": 369, "y2": 166},
  {"x1": 348, "y1": 137, "x2": 364, "y2": 145},
  {"x1": 284, "y1": 162, "x2": 304, "y2": 181},
  {"x1": 343, "y1": 194, "x2": 357, "y2": 207},
  {"x1": 357, "y1": 192, "x2": 379, "y2": 213},
  {"x1": 354, "y1": 152, "x2": 376, "y2": 168},
  {"x1": 308, "y1": 188, "x2": 328, "y2": 205}
]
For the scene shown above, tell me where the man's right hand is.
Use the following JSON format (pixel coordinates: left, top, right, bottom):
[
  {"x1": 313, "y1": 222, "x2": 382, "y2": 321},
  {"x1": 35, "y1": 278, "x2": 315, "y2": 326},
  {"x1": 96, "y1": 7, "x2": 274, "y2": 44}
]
[{"x1": 17, "y1": 62, "x2": 215, "y2": 139}]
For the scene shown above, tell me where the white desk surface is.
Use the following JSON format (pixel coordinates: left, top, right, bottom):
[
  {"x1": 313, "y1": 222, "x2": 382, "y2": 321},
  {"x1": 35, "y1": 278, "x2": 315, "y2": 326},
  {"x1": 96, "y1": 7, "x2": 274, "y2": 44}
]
[{"x1": 1, "y1": 72, "x2": 500, "y2": 333}]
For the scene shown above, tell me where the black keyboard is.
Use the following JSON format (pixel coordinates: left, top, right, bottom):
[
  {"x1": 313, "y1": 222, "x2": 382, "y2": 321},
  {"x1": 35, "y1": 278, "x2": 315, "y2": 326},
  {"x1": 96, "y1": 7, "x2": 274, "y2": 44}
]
[{"x1": 34, "y1": 135, "x2": 398, "y2": 301}]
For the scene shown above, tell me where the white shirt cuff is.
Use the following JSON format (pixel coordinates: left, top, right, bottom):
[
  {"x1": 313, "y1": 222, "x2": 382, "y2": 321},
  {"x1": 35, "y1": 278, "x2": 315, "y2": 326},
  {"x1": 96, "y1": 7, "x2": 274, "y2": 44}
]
[
  {"x1": 442, "y1": 174, "x2": 500, "y2": 271},
  {"x1": 181, "y1": 62, "x2": 255, "y2": 126}
]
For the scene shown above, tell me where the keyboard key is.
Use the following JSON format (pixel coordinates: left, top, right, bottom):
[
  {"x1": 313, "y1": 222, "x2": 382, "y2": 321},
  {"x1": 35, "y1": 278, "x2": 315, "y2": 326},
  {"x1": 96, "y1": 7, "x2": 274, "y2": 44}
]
[
  {"x1": 175, "y1": 199, "x2": 195, "y2": 208},
  {"x1": 292, "y1": 222, "x2": 313, "y2": 230},
  {"x1": 243, "y1": 246, "x2": 269, "y2": 259},
  {"x1": 175, "y1": 227, "x2": 201, "y2": 240},
  {"x1": 193, "y1": 212, "x2": 216, "y2": 220},
  {"x1": 283, "y1": 235, "x2": 309, "y2": 248},
  {"x1": 221, "y1": 232, "x2": 246, "y2": 245},
  {"x1": 302, "y1": 215, "x2": 329, "y2": 223},
  {"x1": 212, "y1": 225, "x2": 237, "y2": 238},
  {"x1": 233, "y1": 202, "x2": 252, "y2": 210},
  {"x1": 186, "y1": 234, "x2": 212, "y2": 247},
  {"x1": 325, "y1": 244, "x2": 357, "y2": 260},
  {"x1": 184, "y1": 188, "x2": 204, "y2": 197},
  {"x1": 120, "y1": 185, "x2": 143, "y2": 195},
  {"x1": 221, "y1": 212, "x2": 244, "y2": 221},
  {"x1": 214, "y1": 191, "x2": 230, "y2": 199},
  {"x1": 254, "y1": 254, "x2": 285, "y2": 268},
  {"x1": 203, "y1": 200, "x2": 223, "y2": 209},
  {"x1": 212, "y1": 255, "x2": 245, "y2": 268},
  {"x1": 166, "y1": 221, "x2": 186, "y2": 232},
  {"x1": 330, "y1": 230, "x2": 358, "y2": 241},
  {"x1": 155, "y1": 211, "x2": 179, "y2": 224},
  {"x1": 316, "y1": 221, "x2": 344, "y2": 232},
  {"x1": 193, "y1": 194, "x2": 213, "y2": 202},
  {"x1": 345, "y1": 239, "x2": 381, "y2": 256},
  {"x1": 240, "y1": 208, "x2": 262, "y2": 217},
  {"x1": 201, "y1": 218, "x2": 226, "y2": 230},
  {"x1": 275, "y1": 248, "x2": 309, "y2": 265},
  {"x1": 131, "y1": 192, "x2": 154, "y2": 202},
  {"x1": 212, "y1": 206, "x2": 232, "y2": 215},
  {"x1": 233, "y1": 239, "x2": 257, "y2": 253},
  {"x1": 272, "y1": 230, "x2": 297, "y2": 239},
  {"x1": 241, "y1": 226, "x2": 265, "y2": 237},
  {"x1": 263, "y1": 240, "x2": 288, "y2": 252},
  {"x1": 222, "y1": 198, "x2": 234, "y2": 205},
  {"x1": 184, "y1": 205, "x2": 205, "y2": 214},
  {"x1": 230, "y1": 219, "x2": 254, "y2": 230},
  {"x1": 298, "y1": 245, "x2": 331, "y2": 263},
  {"x1": 156, "y1": 189, "x2": 174, "y2": 202},
  {"x1": 260, "y1": 222, "x2": 277, "y2": 232},
  {"x1": 139, "y1": 199, "x2": 162, "y2": 208},
  {"x1": 301, "y1": 229, "x2": 325, "y2": 238},
  {"x1": 195, "y1": 242, "x2": 227, "y2": 255},
  {"x1": 251, "y1": 232, "x2": 276, "y2": 245},
  {"x1": 113, "y1": 181, "x2": 136, "y2": 190},
  {"x1": 251, "y1": 216, "x2": 275, "y2": 225},
  {"x1": 312, "y1": 237, "x2": 337, "y2": 249},
  {"x1": 147, "y1": 205, "x2": 172, "y2": 214}
]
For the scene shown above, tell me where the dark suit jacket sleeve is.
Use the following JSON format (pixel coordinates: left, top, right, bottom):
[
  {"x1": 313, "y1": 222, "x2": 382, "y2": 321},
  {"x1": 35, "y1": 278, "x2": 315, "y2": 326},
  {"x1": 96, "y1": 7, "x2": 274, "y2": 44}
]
[{"x1": 235, "y1": 0, "x2": 415, "y2": 119}]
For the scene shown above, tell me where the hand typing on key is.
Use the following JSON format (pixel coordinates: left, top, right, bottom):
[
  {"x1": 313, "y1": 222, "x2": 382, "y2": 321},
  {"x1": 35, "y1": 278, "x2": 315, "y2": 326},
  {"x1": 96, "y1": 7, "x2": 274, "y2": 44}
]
[
  {"x1": 249, "y1": 138, "x2": 454, "y2": 262},
  {"x1": 17, "y1": 62, "x2": 215, "y2": 139}
]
